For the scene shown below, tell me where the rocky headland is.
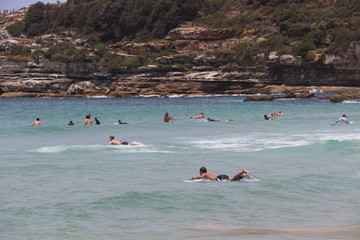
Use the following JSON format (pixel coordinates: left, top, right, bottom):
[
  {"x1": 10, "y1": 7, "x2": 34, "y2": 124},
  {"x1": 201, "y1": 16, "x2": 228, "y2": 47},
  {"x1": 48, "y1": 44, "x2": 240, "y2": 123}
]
[{"x1": 1, "y1": 2, "x2": 360, "y2": 102}]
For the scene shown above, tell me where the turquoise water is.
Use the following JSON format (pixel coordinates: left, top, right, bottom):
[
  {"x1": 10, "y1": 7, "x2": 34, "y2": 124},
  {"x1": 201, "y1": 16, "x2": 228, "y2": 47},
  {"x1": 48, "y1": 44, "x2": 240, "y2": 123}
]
[{"x1": 1, "y1": 96, "x2": 360, "y2": 240}]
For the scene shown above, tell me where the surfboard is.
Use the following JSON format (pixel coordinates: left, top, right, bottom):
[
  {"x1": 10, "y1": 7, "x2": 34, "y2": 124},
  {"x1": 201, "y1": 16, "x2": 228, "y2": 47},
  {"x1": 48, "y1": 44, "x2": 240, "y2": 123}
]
[
  {"x1": 330, "y1": 121, "x2": 354, "y2": 125},
  {"x1": 181, "y1": 178, "x2": 259, "y2": 183}
]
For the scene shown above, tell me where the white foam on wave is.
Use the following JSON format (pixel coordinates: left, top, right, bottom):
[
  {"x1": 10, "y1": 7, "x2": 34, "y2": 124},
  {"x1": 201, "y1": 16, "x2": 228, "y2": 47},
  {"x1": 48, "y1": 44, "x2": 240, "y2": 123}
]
[
  {"x1": 187, "y1": 132, "x2": 360, "y2": 152},
  {"x1": 342, "y1": 100, "x2": 360, "y2": 104},
  {"x1": 35, "y1": 146, "x2": 67, "y2": 153},
  {"x1": 188, "y1": 135, "x2": 313, "y2": 152},
  {"x1": 86, "y1": 96, "x2": 113, "y2": 99}
]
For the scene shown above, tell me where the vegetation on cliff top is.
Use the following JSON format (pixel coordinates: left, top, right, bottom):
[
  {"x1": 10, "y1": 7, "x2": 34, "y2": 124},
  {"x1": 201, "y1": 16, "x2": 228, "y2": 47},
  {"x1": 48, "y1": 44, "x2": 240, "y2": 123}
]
[{"x1": 4, "y1": 0, "x2": 360, "y2": 68}]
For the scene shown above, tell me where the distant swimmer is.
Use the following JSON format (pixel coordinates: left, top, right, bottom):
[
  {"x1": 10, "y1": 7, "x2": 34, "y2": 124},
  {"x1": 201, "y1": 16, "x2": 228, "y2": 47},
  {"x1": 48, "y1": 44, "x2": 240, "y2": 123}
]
[
  {"x1": 164, "y1": 112, "x2": 175, "y2": 123},
  {"x1": 190, "y1": 113, "x2": 205, "y2": 119},
  {"x1": 68, "y1": 121, "x2": 75, "y2": 126},
  {"x1": 264, "y1": 114, "x2": 275, "y2": 120},
  {"x1": 206, "y1": 117, "x2": 219, "y2": 122},
  {"x1": 84, "y1": 114, "x2": 93, "y2": 125},
  {"x1": 275, "y1": 111, "x2": 284, "y2": 116},
  {"x1": 108, "y1": 136, "x2": 142, "y2": 146},
  {"x1": 189, "y1": 167, "x2": 251, "y2": 181},
  {"x1": 94, "y1": 118, "x2": 100, "y2": 125},
  {"x1": 336, "y1": 114, "x2": 349, "y2": 124},
  {"x1": 225, "y1": 119, "x2": 235, "y2": 122},
  {"x1": 115, "y1": 120, "x2": 127, "y2": 125},
  {"x1": 32, "y1": 118, "x2": 42, "y2": 126}
]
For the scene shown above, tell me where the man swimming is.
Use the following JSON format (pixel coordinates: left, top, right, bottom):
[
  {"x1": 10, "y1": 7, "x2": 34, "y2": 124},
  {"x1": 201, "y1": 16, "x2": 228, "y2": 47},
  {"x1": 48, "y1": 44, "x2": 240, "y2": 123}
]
[
  {"x1": 190, "y1": 113, "x2": 205, "y2": 119},
  {"x1": 189, "y1": 167, "x2": 251, "y2": 181},
  {"x1": 336, "y1": 114, "x2": 349, "y2": 124},
  {"x1": 84, "y1": 114, "x2": 93, "y2": 125},
  {"x1": 32, "y1": 118, "x2": 42, "y2": 126},
  {"x1": 164, "y1": 112, "x2": 175, "y2": 123},
  {"x1": 108, "y1": 136, "x2": 141, "y2": 145}
]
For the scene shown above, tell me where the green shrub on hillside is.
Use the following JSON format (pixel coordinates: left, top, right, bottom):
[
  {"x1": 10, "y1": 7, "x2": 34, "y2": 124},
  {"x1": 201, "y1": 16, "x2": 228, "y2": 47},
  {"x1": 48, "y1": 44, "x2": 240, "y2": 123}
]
[
  {"x1": 258, "y1": 34, "x2": 291, "y2": 55},
  {"x1": 292, "y1": 38, "x2": 315, "y2": 57},
  {"x1": 6, "y1": 22, "x2": 25, "y2": 37},
  {"x1": 9, "y1": 46, "x2": 31, "y2": 56},
  {"x1": 43, "y1": 43, "x2": 90, "y2": 61}
]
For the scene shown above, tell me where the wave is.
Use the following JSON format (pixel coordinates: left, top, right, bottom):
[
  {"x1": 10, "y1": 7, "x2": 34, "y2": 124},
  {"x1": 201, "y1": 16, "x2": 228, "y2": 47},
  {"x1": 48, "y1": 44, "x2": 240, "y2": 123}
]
[
  {"x1": 187, "y1": 133, "x2": 360, "y2": 152},
  {"x1": 32, "y1": 144, "x2": 174, "y2": 154}
]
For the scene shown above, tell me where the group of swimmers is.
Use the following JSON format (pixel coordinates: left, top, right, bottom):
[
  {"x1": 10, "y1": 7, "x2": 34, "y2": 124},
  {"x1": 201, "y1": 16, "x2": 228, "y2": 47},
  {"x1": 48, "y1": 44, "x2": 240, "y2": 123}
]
[
  {"x1": 164, "y1": 112, "x2": 234, "y2": 123},
  {"x1": 32, "y1": 114, "x2": 128, "y2": 126}
]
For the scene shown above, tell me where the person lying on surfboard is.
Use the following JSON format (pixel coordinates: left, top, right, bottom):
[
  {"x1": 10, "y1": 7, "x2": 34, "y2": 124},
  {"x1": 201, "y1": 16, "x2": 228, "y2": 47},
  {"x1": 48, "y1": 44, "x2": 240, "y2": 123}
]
[
  {"x1": 190, "y1": 113, "x2": 205, "y2": 119},
  {"x1": 108, "y1": 136, "x2": 142, "y2": 146},
  {"x1": 336, "y1": 114, "x2": 349, "y2": 124},
  {"x1": 189, "y1": 167, "x2": 251, "y2": 181}
]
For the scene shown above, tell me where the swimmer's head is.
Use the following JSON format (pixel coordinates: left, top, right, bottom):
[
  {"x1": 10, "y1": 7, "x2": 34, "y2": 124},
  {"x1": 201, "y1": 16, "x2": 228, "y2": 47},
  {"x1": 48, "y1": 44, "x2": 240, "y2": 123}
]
[{"x1": 200, "y1": 167, "x2": 207, "y2": 174}]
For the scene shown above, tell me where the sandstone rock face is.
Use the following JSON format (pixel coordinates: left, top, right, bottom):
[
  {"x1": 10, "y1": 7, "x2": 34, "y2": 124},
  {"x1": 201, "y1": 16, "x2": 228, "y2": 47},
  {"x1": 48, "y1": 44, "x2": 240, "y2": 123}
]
[
  {"x1": 325, "y1": 92, "x2": 360, "y2": 103},
  {"x1": 166, "y1": 27, "x2": 235, "y2": 41},
  {"x1": 243, "y1": 95, "x2": 275, "y2": 102}
]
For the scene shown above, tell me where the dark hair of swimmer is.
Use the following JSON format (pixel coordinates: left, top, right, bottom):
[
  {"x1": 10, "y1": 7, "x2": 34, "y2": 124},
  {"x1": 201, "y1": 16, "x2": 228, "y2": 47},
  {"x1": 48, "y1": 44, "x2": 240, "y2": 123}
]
[
  {"x1": 109, "y1": 136, "x2": 114, "y2": 140},
  {"x1": 200, "y1": 167, "x2": 207, "y2": 174},
  {"x1": 36, "y1": 118, "x2": 40, "y2": 121}
]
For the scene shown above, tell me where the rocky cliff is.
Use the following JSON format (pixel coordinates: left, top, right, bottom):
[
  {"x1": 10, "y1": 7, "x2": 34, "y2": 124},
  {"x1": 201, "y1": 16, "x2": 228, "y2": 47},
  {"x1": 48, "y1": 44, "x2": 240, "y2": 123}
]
[{"x1": 1, "y1": 5, "x2": 360, "y2": 99}]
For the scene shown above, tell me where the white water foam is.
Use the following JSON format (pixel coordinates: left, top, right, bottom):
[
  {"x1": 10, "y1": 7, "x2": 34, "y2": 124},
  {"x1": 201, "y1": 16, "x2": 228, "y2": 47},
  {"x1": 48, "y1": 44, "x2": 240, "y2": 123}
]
[
  {"x1": 342, "y1": 100, "x2": 360, "y2": 104},
  {"x1": 35, "y1": 146, "x2": 67, "y2": 153},
  {"x1": 188, "y1": 133, "x2": 360, "y2": 152}
]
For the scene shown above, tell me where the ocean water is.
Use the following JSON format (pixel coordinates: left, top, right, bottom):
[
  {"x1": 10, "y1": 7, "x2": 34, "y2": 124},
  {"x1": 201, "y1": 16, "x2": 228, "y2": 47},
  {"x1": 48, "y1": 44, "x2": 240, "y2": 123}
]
[{"x1": 1, "y1": 96, "x2": 360, "y2": 240}]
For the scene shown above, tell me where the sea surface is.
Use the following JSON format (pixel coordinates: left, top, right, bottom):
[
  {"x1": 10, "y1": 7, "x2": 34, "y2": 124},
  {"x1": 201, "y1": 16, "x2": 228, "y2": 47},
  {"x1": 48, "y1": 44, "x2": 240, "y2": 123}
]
[{"x1": 1, "y1": 95, "x2": 360, "y2": 240}]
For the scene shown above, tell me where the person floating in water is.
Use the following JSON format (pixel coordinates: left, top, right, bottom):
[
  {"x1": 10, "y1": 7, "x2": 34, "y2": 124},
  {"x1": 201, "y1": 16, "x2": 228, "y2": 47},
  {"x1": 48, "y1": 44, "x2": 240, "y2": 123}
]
[
  {"x1": 189, "y1": 167, "x2": 251, "y2": 181},
  {"x1": 190, "y1": 113, "x2": 205, "y2": 119},
  {"x1": 108, "y1": 136, "x2": 141, "y2": 146},
  {"x1": 94, "y1": 118, "x2": 100, "y2": 125},
  {"x1": 32, "y1": 118, "x2": 42, "y2": 126},
  {"x1": 264, "y1": 114, "x2": 275, "y2": 120},
  {"x1": 116, "y1": 120, "x2": 127, "y2": 125},
  {"x1": 164, "y1": 112, "x2": 175, "y2": 123},
  {"x1": 336, "y1": 114, "x2": 350, "y2": 124},
  {"x1": 275, "y1": 111, "x2": 284, "y2": 116},
  {"x1": 84, "y1": 114, "x2": 93, "y2": 125},
  {"x1": 206, "y1": 117, "x2": 219, "y2": 122},
  {"x1": 68, "y1": 121, "x2": 75, "y2": 126}
]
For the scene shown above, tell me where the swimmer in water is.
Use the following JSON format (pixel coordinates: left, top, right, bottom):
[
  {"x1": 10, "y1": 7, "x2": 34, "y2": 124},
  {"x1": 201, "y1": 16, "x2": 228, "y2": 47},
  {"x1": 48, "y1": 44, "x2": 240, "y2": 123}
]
[
  {"x1": 190, "y1": 113, "x2": 205, "y2": 119},
  {"x1": 108, "y1": 136, "x2": 142, "y2": 145},
  {"x1": 32, "y1": 118, "x2": 42, "y2": 126},
  {"x1": 117, "y1": 120, "x2": 127, "y2": 125},
  {"x1": 206, "y1": 117, "x2": 219, "y2": 122},
  {"x1": 164, "y1": 112, "x2": 175, "y2": 123},
  {"x1": 94, "y1": 118, "x2": 100, "y2": 125},
  {"x1": 84, "y1": 114, "x2": 93, "y2": 125},
  {"x1": 264, "y1": 114, "x2": 274, "y2": 120},
  {"x1": 336, "y1": 114, "x2": 349, "y2": 124},
  {"x1": 189, "y1": 167, "x2": 251, "y2": 181}
]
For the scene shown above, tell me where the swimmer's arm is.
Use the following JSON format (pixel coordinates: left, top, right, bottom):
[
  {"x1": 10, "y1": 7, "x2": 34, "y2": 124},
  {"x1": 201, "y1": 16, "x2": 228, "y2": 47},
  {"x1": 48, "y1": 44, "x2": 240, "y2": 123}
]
[{"x1": 189, "y1": 175, "x2": 204, "y2": 180}]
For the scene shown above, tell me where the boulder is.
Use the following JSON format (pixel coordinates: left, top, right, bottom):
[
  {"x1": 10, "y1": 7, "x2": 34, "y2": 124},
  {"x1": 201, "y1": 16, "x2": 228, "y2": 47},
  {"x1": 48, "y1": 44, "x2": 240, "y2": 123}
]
[
  {"x1": 326, "y1": 92, "x2": 360, "y2": 103},
  {"x1": 283, "y1": 92, "x2": 297, "y2": 98},
  {"x1": 0, "y1": 39, "x2": 19, "y2": 50},
  {"x1": 279, "y1": 54, "x2": 302, "y2": 65},
  {"x1": 268, "y1": 51, "x2": 279, "y2": 61},
  {"x1": 297, "y1": 92, "x2": 314, "y2": 98},
  {"x1": 243, "y1": 95, "x2": 275, "y2": 102},
  {"x1": 0, "y1": 92, "x2": 37, "y2": 98}
]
